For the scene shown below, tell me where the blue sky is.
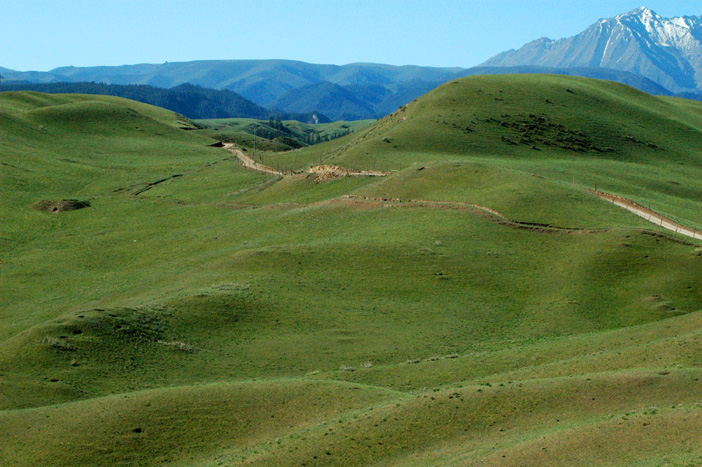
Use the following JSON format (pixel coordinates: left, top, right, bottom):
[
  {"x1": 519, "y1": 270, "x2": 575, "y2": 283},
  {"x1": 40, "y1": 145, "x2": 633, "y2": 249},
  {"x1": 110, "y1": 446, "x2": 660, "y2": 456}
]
[{"x1": 2, "y1": 1, "x2": 698, "y2": 71}]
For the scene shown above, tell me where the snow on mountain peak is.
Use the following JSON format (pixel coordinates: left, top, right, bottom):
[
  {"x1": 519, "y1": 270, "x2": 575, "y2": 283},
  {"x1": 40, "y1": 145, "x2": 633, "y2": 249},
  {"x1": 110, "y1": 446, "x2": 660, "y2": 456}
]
[
  {"x1": 636, "y1": 6, "x2": 654, "y2": 16},
  {"x1": 619, "y1": 6, "x2": 658, "y2": 20},
  {"x1": 608, "y1": 7, "x2": 699, "y2": 48},
  {"x1": 671, "y1": 17, "x2": 691, "y2": 29},
  {"x1": 481, "y1": 6, "x2": 702, "y2": 93}
]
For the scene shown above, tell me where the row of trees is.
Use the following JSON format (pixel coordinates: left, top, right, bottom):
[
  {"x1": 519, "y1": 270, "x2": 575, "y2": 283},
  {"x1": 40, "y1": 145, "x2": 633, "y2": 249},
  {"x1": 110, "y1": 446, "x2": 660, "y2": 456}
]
[
  {"x1": 253, "y1": 121, "x2": 353, "y2": 148},
  {"x1": 301, "y1": 128, "x2": 351, "y2": 145},
  {"x1": 268, "y1": 115, "x2": 283, "y2": 130}
]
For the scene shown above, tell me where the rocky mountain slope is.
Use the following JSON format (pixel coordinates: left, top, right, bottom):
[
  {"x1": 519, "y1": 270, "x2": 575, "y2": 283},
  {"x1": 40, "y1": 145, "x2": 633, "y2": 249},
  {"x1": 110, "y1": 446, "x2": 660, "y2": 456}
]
[{"x1": 483, "y1": 7, "x2": 702, "y2": 93}]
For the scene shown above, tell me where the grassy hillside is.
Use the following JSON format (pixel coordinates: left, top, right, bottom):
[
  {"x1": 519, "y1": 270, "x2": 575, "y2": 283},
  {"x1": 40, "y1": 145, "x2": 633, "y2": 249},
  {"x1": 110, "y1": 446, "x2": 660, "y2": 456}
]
[
  {"x1": 8, "y1": 61, "x2": 693, "y2": 121},
  {"x1": 459, "y1": 66, "x2": 673, "y2": 95},
  {"x1": 3, "y1": 76, "x2": 702, "y2": 466},
  {"x1": 265, "y1": 74, "x2": 702, "y2": 229}
]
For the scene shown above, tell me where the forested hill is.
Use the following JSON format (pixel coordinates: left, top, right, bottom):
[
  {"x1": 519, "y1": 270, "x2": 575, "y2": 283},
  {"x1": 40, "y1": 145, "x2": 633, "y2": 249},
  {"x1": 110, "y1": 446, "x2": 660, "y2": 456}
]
[{"x1": 0, "y1": 82, "x2": 277, "y2": 120}]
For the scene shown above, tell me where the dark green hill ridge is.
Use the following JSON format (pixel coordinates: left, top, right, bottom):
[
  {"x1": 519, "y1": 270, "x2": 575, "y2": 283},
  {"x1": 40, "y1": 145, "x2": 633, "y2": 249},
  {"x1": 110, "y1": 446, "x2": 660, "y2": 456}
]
[
  {"x1": 268, "y1": 81, "x2": 376, "y2": 121},
  {"x1": 1, "y1": 82, "x2": 272, "y2": 120}
]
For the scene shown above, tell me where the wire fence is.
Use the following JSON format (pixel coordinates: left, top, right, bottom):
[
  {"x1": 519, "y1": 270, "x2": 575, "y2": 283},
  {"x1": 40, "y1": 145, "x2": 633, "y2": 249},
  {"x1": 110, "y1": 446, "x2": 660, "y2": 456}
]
[{"x1": 587, "y1": 189, "x2": 701, "y2": 240}]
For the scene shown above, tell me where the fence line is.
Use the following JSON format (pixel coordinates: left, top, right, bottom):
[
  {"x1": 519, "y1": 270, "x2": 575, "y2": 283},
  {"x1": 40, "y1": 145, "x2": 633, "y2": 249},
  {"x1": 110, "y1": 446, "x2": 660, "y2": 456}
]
[{"x1": 587, "y1": 189, "x2": 700, "y2": 240}]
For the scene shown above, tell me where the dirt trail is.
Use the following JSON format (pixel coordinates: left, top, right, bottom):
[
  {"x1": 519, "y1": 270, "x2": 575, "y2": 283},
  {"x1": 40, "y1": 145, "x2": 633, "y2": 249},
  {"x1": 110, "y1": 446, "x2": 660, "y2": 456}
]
[
  {"x1": 308, "y1": 165, "x2": 391, "y2": 181},
  {"x1": 589, "y1": 189, "x2": 701, "y2": 240},
  {"x1": 222, "y1": 143, "x2": 390, "y2": 179},
  {"x1": 340, "y1": 195, "x2": 606, "y2": 234},
  {"x1": 223, "y1": 143, "x2": 286, "y2": 176}
]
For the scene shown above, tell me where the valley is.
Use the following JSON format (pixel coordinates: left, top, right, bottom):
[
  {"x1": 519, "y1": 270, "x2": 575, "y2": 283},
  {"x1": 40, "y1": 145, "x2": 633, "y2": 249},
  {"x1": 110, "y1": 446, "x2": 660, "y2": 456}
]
[{"x1": 2, "y1": 73, "x2": 702, "y2": 466}]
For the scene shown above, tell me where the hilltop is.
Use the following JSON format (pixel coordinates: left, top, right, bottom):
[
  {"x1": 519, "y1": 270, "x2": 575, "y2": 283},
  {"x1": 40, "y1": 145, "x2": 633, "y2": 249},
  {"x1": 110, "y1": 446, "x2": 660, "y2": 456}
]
[{"x1": 3, "y1": 75, "x2": 702, "y2": 465}]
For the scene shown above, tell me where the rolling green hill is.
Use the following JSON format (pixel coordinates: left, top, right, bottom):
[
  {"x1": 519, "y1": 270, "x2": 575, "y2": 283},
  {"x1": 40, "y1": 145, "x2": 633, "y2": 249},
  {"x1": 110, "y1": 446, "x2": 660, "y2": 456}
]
[{"x1": 3, "y1": 76, "x2": 702, "y2": 466}]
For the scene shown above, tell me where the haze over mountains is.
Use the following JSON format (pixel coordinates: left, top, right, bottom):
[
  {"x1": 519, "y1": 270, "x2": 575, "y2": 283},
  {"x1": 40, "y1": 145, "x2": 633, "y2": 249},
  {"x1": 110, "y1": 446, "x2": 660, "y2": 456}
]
[
  {"x1": 3, "y1": 7, "x2": 702, "y2": 120},
  {"x1": 0, "y1": 62, "x2": 460, "y2": 121}
]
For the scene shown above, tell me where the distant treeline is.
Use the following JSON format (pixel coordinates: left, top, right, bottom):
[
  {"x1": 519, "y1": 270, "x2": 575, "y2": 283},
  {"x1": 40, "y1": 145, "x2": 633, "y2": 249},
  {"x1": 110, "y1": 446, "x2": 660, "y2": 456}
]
[
  {"x1": 0, "y1": 81, "x2": 330, "y2": 122},
  {"x1": 256, "y1": 117, "x2": 353, "y2": 145}
]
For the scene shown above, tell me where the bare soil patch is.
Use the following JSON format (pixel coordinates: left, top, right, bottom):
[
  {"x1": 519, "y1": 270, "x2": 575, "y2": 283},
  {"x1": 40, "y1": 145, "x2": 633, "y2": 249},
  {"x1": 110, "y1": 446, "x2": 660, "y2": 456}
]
[
  {"x1": 222, "y1": 143, "x2": 390, "y2": 180},
  {"x1": 32, "y1": 199, "x2": 90, "y2": 213},
  {"x1": 223, "y1": 143, "x2": 285, "y2": 175},
  {"x1": 308, "y1": 165, "x2": 391, "y2": 183}
]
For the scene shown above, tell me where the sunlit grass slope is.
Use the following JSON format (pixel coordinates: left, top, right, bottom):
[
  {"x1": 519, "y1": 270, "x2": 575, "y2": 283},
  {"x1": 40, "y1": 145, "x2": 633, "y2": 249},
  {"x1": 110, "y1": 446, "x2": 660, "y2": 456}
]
[
  {"x1": 266, "y1": 74, "x2": 702, "y2": 228},
  {"x1": 2, "y1": 76, "x2": 702, "y2": 466}
]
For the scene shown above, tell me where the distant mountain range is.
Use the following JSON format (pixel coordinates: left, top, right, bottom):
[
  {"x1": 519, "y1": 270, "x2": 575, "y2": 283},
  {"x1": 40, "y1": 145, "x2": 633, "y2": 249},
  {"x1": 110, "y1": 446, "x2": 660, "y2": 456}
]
[
  {"x1": 0, "y1": 61, "x2": 460, "y2": 120},
  {"x1": 0, "y1": 82, "x2": 327, "y2": 123},
  {"x1": 482, "y1": 7, "x2": 702, "y2": 94},
  {"x1": 3, "y1": 7, "x2": 702, "y2": 120}
]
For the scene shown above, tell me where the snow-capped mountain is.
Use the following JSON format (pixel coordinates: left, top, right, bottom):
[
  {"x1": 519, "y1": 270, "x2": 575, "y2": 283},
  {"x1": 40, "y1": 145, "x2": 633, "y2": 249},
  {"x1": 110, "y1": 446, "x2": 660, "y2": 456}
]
[{"x1": 482, "y1": 7, "x2": 702, "y2": 93}]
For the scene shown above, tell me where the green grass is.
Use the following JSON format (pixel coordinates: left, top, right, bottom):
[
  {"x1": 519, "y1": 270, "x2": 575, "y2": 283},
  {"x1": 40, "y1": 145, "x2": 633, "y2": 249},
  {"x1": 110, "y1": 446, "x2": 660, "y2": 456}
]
[
  {"x1": 3, "y1": 76, "x2": 702, "y2": 466},
  {"x1": 0, "y1": 379, "x2": 403, "y2": 466}
]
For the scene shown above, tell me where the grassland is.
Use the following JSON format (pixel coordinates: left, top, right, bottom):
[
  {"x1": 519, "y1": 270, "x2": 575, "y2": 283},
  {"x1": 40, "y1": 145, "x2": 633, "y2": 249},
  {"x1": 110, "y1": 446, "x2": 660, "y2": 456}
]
[{"x1": 2, "y1": 76, "x2": 702, "y2": 466}]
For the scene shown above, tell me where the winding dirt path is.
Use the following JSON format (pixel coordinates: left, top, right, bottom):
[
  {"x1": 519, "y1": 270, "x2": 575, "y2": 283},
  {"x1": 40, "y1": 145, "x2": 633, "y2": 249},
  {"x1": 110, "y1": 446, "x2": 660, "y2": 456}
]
[
  {"x1": 589, "y1": 189, "x2": 702, "y2": 240},
  {"x1": 339, "y1": 194, "x2": 606, "y2": 234},
  {"x1": 222, "y1": 143, "x2": 390, "y2": 179},
  {"x1": 223, "y1": 143, "x2": 286, "y2": 176}
]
